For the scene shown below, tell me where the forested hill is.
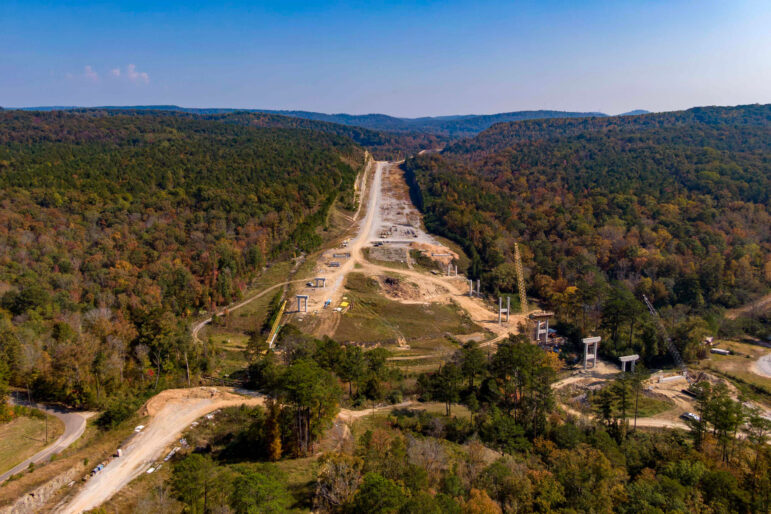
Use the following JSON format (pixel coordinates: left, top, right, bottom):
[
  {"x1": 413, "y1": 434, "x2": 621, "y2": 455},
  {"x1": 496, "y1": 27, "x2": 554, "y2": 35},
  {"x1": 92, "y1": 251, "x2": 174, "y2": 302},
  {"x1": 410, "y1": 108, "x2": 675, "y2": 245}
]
[
  {"x1": 255, "y1": 109, "x2": 608, "y2": 137},
  {"x1": 16, "y1": 105, "x2": 607, "y2": 139},
  {"x1": 205, "y1": 110, "x2": 443, "y2": 159},
  {"x1": 0, "y1": 110, "x2": 364, "y2": 407},
  {"x1": 14, "y1": 108, "x2": 443, "y2": 160},
  {"x1": 404, "y1": 104, "x2": 771, "y2": 365},
  {"x1": 445, "y1": 103, "x2": 771, "y2": 161}
]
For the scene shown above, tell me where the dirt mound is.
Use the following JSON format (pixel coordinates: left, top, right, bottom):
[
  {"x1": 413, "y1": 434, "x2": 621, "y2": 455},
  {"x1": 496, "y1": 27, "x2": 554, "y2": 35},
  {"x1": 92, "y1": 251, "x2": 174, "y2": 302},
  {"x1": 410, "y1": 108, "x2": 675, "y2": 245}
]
[
  {"x1": 455, "y1": 332, "x2": 487, "y2": 344},
  {"x1": 410, "y1": 242, "x2": 458, "y2": 267},
  {"x1": 376, "y1": 275, "x2": 448, "y2": 302},
  {"x1": 141, "y1": 387, "x2": 235, "y2": 417}
]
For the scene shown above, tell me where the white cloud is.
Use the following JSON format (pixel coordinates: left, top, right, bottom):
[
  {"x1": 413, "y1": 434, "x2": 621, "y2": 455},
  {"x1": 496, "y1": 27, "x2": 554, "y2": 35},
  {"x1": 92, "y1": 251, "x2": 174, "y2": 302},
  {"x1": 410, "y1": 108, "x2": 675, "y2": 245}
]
[
  {"x1": 126, "y1": 64, "x2": 149, "y2": 84},
  {"x1": 67, "y1": 64, "x2": 149, "y2": 85},
  {"x1": 84, "y1": 65, "x2": 99, "y2": 82}
]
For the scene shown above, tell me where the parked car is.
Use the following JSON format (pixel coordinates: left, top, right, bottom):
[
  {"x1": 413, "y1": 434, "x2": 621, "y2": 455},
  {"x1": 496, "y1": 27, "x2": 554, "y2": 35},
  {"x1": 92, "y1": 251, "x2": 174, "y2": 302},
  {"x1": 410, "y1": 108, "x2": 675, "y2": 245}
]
[{"x1": 680, "y1": 412, "x2": 701, "y2": 422}]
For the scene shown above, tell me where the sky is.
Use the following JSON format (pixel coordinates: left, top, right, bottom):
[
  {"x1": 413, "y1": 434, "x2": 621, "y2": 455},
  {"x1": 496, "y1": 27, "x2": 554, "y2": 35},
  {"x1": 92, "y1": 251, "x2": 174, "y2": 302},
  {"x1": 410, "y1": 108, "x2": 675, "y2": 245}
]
[{"x1": 2, "y1": 0, "x2": 770, "y2": 117}]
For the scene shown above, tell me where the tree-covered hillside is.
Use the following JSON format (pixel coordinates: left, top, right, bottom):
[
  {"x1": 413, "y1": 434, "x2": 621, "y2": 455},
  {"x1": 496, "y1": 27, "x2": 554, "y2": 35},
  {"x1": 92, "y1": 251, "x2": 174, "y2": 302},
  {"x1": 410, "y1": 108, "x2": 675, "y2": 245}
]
[
  {"x1": 17, "y1": 105, "x2": 608, "y2": 140},
  {"x1": 255, "y1": 109, "x2": 608, "y2": 137},
  {"x1": 13, "y1": 108, "x2": 446, "y2": 160},
  {"x1": 405, "y1": 104, "x2": 771, "y2": 365},
  {"x1": 0, "y1": 110, "x2": 364, "y2": 407}
]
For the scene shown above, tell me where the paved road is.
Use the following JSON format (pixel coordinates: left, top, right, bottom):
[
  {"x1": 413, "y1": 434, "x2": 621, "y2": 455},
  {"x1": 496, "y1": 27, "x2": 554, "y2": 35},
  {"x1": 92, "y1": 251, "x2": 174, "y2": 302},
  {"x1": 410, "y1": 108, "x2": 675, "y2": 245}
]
[{"x1": 0, "y1": 399, "x2": 89, "y2": 483}]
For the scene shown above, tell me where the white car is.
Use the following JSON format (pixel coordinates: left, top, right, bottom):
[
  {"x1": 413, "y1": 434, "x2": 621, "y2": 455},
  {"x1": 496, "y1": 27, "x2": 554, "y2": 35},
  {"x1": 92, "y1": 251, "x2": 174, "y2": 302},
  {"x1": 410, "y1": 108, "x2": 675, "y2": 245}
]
[
  {"x1": 134, "y1": 425, "x2": 145, "y2": 432},
  {"x1": 680, "y1": 412, "x2": 701, "y2": 422}
]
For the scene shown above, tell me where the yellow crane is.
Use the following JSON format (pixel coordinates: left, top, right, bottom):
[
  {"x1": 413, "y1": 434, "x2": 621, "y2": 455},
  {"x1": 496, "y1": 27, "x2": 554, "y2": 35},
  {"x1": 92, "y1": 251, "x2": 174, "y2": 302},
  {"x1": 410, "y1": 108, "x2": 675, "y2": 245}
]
[{"x1": 514, "y1": 242, "x2": 527, "y2": 314}]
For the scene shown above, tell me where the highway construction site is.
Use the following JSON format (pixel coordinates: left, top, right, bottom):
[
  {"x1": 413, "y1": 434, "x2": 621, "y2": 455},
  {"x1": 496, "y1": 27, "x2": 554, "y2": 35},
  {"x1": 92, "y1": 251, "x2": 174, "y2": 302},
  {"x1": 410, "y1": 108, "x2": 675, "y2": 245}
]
[{"x1": 4, "y1": 158, "x2": 770, "y2": 514}]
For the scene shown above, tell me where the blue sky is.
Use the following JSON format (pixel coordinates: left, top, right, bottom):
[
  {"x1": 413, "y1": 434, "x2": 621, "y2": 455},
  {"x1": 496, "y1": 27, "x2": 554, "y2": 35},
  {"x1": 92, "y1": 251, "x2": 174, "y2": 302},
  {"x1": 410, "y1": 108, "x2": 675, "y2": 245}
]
[{"x1": 2, "y1": 0, "x2": 770, "y2": 116}]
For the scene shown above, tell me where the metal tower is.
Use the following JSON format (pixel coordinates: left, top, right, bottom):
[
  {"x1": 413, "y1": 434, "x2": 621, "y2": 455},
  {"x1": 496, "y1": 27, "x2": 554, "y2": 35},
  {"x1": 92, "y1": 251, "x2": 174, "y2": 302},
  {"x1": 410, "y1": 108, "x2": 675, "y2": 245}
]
[
  {"x1": 514, "y1": 243, "x2": 527, "y2": 313},
  {"x1": 642, "y1": 294, "x2": 690, "y2": 382}
]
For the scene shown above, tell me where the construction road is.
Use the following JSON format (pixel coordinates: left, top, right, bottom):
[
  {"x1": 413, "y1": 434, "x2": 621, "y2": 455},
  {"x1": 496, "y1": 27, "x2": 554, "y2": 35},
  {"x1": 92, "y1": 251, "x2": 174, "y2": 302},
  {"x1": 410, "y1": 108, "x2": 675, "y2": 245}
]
[
  {"x1": 57, "y1": 388, "x2": 266, "y2": 514},
  {"x1": 193, "y1": 159, "x2": 524, "y2": 347},
  {"x1": 54, "y1": 160, "x2": 540, "y2": 512},
  {"x1": 755, "y1": 353, "x2": 771, "y2": 379}
]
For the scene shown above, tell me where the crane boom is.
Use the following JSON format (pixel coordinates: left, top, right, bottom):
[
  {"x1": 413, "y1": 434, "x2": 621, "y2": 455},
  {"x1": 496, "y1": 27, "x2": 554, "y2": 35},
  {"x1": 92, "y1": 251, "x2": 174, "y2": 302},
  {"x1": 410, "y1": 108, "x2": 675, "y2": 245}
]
[
  {"x1": 514, "y1": 243, "x2": 527, "y2": 313},
  {"x1": 642, "y1": 294, "x2": 690, "y2": 381}
]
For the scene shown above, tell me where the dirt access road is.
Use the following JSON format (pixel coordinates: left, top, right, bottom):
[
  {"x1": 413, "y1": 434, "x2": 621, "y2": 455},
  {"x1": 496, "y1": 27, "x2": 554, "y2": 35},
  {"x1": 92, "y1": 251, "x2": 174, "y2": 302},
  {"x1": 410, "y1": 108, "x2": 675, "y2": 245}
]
[
  {"x1": 193, "y1": 159, "x2": 522, "y2": 348},
  {"x1": 293, "y1": 160, "x2": 526, "y2": 340},
  {"x1": 57, "y1": 389, "x2": 419, "y2": 513},
  {"x1": 754, "y1": 353, "x2": 771, "y2": 379},
  {"x1": 552, "y1": 363, "x2": 690, "y2": 431},
  {"x1": 191, "y1": 278, "x2": 308, "y2": 344},
  {"x1": 725, "y1": 292, "x2": 771, "y2": 320},
  {"x1": 190, "y1": 157, "x2": 378, "y2": 343},
  {"x1": 57, "y1": 388, "x2": 265, "y2": 514},
  {"x1": 293, "y1": 159, "x2": 387, "y2": 312},
  {"x1": 0, "y1": 399, "x2": 91, "y2": 483}
]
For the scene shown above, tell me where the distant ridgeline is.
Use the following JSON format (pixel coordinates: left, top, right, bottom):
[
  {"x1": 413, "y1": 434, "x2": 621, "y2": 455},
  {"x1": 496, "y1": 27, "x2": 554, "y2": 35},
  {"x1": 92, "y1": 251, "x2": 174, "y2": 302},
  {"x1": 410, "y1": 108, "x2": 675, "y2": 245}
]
[
  {"x1": 0, "y1": 110, "x2": 366, "y2": 407},
  {"x1": 16, "y1": 104, "x2": 610, "y2": 139},
  {"x1": 10, "y1": 107, "x2": 448, "y2": 161},
  {"x1": 404, "y1": 104, "x2": 771, "y2": 363}
]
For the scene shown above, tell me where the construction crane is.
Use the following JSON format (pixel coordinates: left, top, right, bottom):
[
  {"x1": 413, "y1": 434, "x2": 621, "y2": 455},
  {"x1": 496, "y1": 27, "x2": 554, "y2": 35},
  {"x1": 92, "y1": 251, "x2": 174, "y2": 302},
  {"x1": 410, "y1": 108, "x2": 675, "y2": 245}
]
[
  {"x1": 642, "y1": 294, "x2": 692, "y2": 383},
  {"x1": 514, "y1": 243, "x2": 528, "y2": 313}
]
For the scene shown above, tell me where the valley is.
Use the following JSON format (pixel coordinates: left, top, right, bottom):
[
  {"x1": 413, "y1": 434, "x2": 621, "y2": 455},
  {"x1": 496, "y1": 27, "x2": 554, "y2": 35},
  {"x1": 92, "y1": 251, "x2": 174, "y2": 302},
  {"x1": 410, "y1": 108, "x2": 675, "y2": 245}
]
[{"x1": 0, "y1": 105, "x2": 769, "y2": 513}]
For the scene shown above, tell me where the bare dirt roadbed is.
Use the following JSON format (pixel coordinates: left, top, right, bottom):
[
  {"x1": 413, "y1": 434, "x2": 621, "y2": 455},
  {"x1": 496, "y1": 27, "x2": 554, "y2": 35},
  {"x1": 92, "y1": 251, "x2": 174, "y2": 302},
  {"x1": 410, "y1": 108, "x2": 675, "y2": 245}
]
[
  {"x1": 725, "y1": 292, "x2": 771, "y2": 320},
  {"x1": 754, "y1": 353, "x2": 771, "y2": 379},
  {"x1": 57, "y1": 388, "x2": 264, "y2": 514}
]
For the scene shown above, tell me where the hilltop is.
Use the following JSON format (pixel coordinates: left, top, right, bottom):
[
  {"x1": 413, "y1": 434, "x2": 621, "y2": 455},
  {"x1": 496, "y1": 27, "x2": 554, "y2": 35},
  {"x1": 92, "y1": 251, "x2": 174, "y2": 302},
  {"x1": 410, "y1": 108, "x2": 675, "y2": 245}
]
[
  {"x1": 14, "y1": 104, "x2": 607, "y2": 138},
  {"x1": 405, "y1": 103, "x2": 771, "y2": 362}
]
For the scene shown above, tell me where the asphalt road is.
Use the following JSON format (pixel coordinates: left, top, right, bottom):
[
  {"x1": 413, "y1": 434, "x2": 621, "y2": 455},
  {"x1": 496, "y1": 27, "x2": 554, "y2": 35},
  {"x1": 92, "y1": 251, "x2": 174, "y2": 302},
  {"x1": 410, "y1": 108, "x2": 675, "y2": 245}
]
[{"x1": 0, "y1": 399, "x2": 89, "y2": 483}]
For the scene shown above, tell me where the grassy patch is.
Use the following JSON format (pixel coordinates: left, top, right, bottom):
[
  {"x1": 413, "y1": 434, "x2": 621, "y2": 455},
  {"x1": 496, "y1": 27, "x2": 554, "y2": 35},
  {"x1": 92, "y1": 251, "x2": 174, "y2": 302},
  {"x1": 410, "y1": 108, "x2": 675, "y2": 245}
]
[
  {"x1": 693, "y1": 340, "x2": 771, "y2": 402},
  {"x1": 0, "y1": 413, "x2": 65, "y2": 475},
  {"x1": 334, "y1": 274, "x2": 480, "y2": 346},
  {"x1": 349, "y1": 402, "x2": 473, "y2": 437},
  {"x1": 565, "y1": 386, "x2": 674, "y2": 419},
  {"x1": 273, "y1": 456, "x2": 318, "y2": 511},
  {"x1": 200, "y1": 263, "x2": 295, "y2": 377},
  {"x1": 628, "y1": 393, "x2": 675, "y2": 418},
  {"x1": 390, "y1": 354, "x2": 452, "y2": 374}
]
